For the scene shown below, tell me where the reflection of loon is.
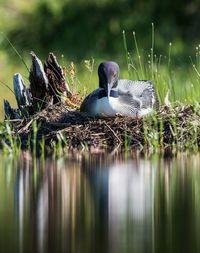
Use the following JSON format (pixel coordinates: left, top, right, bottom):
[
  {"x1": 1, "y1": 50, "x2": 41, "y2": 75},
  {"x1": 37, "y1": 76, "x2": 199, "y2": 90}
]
[
  {"x1": 108, "y1": 161, "x2": 155, "y2": 253},
  {"x1": 109, "y1": 161, "x2": 153, "y2": 220},
  {"x1": 88, "y1": 165, "x2": 109, "y2": 219},
  {"x1": 84, "y1": 159, "x2": 154, "y2": 219},
  {"x1": 84, "y1": 159, "x2": 155, "y2": 253},
  {"x1": 83, "y1": 159, "x2": 110, "y2": 246}
]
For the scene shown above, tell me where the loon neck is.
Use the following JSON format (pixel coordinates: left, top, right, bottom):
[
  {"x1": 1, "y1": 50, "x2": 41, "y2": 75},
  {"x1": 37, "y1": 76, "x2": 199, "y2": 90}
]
[{"x1": 98, "y1": 89, "x2": 119, "y2": 99}]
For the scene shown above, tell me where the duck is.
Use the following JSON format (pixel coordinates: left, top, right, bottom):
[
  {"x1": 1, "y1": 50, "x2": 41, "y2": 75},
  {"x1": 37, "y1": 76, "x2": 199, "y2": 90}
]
[{"x1": 80, "y1": 61, "x2": 159, "y2": 117}]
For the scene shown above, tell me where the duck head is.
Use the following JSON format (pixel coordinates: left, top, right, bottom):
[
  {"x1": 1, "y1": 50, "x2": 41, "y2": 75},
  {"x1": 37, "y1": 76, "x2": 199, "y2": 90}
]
[{"x1": 98, "y1": 61, "x2": 119, "y2": 99}]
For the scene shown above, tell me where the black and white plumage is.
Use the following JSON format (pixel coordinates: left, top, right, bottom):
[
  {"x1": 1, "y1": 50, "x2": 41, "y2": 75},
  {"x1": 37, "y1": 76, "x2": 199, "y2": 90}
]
[{"x1": 80, "y1": 61, "x2": 159, "y2": 117}]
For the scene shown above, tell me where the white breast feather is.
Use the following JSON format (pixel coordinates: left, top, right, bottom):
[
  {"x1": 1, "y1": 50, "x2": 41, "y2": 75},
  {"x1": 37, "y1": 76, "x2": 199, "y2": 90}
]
[{"x1": 94, "y1": 97, "x2": 119, "y2": 116}]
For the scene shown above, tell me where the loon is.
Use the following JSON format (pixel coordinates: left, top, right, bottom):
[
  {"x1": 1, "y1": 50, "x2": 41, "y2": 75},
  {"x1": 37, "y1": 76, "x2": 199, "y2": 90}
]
[{"x1": 80, "y1": 61, "x2": 158, "y2": 117}]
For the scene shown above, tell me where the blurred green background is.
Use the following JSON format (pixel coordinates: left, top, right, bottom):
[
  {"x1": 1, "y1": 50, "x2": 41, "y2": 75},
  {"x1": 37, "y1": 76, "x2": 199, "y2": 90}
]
[
  {"x1": 0, "y1": 0, "x2": 200, "y2": 119},
  {"x1": 1, "y1": 0, "x2": 200, "y2": 60}
]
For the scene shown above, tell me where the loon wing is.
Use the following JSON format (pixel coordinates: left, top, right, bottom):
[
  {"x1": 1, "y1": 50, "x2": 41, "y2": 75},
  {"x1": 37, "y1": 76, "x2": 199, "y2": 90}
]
[{"x1": 118, "y1": 79, "x2": 159, "y2": 109}]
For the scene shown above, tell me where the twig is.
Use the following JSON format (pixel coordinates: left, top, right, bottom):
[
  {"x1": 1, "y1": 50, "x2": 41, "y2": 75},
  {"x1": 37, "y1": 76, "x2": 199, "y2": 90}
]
[
  {"x1": 104, "y1": 122, "x2": 122, "y2": 144},
  {"x1": 17, "y1": 119, "x2": 34, "y2": 134}
]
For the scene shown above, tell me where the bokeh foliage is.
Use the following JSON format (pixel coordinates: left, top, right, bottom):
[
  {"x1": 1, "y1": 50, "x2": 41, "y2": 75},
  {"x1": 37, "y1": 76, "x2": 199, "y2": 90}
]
[{"x1": 1, "y1": 0, "x2": 200, "y2": 61}]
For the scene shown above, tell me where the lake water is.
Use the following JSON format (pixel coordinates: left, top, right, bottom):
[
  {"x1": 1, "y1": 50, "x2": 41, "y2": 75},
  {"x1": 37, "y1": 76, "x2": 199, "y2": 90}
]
[{"x1": 0, "y1": 151, "x2": 200, "y2": 253}]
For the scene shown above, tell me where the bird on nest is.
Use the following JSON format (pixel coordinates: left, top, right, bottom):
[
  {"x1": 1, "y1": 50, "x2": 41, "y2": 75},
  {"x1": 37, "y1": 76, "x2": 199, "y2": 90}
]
[{"x1": 80, "y1": 61, "x2": 159, "y2": 117}]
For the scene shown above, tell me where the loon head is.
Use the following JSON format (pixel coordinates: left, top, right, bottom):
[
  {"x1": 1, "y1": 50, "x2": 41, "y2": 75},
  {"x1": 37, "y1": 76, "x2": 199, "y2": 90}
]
[{"x1": 98, "y1": 61, "x2": 119, "y2": 99}]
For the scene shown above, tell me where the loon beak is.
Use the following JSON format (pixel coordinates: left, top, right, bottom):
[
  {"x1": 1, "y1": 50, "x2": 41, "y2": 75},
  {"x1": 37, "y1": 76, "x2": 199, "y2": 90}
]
[{"x1": 107, "y1": 84, "x2": 111, "y2": 100}]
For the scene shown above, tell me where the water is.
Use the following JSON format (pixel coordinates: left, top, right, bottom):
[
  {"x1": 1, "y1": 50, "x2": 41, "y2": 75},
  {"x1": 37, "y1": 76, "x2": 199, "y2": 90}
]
[{"x1": 0, "y1": 151, "x2": 200, "y2": 253}]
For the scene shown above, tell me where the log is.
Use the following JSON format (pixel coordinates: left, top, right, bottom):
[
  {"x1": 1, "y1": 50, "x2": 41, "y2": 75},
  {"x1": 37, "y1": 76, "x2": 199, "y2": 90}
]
[
  {"x1": 13, "y1": 73, "x2": 32, "y2": 107},
  {"x1": 29, "y1": 51, "x2": 50, "y2": 109},
  {"x1": 4, "y1": 52, "x2": 73, "y2": 120},
  {"x1": 29, "y1": 52, "x2": 72, "y2": 110},
  {"x1": 44, "y1": 52, "x2": 72, "y2": 102},
  {"x1": 4, "y1": 100, "x2": 21, "y2": 120}
]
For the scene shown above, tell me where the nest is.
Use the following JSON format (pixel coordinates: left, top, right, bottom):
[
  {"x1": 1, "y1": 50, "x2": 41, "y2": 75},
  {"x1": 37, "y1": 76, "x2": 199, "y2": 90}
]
[{"x1": 9, "y1": 102, "x2": 200, "y2": 151}]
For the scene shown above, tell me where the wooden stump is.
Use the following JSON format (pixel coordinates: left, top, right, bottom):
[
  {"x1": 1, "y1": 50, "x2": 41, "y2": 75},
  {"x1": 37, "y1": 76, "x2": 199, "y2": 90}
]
[{"x1": 4, "y1": 52, "x2": 72, "y2": 119}]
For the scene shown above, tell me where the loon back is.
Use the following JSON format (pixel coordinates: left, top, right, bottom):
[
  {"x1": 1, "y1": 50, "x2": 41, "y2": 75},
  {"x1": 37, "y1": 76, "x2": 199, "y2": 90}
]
[{"x1": 80, "y1": 79, "x2": 159, "y2": 117}]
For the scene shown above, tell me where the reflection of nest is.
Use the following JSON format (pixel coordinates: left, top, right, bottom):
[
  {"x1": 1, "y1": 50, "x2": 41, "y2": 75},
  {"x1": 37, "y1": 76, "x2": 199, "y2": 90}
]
[{"x1": 14, "y1": 103, "x2": 200, "y2": 150}]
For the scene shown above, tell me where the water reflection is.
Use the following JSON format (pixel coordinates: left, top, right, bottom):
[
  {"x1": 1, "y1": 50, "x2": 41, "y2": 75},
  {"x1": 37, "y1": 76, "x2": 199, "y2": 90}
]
[{"x1": 0, "y1": 152, "x2": 200, "y2": 253}]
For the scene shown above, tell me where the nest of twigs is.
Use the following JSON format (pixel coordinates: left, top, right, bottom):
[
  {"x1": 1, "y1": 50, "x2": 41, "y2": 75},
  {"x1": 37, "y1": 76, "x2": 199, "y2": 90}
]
[{"x1": 9, "y1": 102, "x2": 200, "y2": 151}]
